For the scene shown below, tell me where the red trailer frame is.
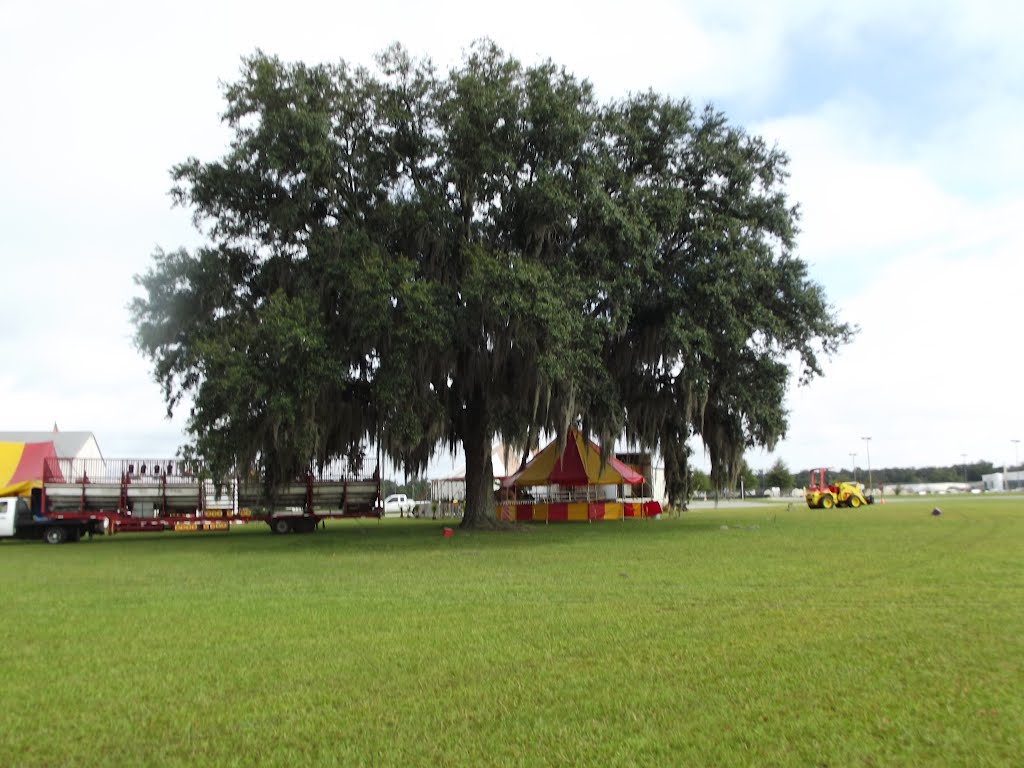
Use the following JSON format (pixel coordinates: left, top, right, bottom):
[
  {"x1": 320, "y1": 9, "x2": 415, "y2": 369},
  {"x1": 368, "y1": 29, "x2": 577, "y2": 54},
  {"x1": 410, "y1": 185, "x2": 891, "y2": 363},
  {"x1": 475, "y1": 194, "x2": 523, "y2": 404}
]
[{"x1": 38, "y1": 457, "x2": 383, "y2": 536}]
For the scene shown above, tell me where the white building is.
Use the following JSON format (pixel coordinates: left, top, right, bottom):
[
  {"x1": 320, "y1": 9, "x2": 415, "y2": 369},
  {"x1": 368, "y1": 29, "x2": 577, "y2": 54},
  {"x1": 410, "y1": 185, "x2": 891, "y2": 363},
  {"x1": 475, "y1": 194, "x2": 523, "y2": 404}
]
[
  {"x1": 981, "y1": 470, "x2": 1024, "y2": 492},
  {"x1": 0, "y1": 429, "x2": 103, "y2": 462}
]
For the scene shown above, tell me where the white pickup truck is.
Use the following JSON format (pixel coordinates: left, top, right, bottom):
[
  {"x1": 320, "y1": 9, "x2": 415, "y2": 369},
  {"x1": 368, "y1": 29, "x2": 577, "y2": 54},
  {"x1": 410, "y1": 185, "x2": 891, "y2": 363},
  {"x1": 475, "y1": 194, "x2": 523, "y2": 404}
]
[
  {"x1": 381, "y1": 493, "x2": 416, "y2": 517},
  {"x1": 1, "y1": 496, "x2": 103, "y2": 544}
]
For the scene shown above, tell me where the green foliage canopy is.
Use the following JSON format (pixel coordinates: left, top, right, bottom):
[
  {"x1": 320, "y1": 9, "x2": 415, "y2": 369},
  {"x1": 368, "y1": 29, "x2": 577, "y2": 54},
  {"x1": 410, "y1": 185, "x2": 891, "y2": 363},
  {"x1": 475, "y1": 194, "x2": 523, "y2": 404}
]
[
  {"x1": 765, "y1": 458, "x2": 795, "y2": 492},
  {"x1": 132, "y1": 42, "x2": 852, "y2": 524}
]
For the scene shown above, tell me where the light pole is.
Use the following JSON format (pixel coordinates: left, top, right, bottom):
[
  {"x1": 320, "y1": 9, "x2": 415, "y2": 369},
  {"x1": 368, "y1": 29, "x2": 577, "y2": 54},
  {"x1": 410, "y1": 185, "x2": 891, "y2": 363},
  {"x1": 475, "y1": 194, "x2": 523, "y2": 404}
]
[
  {"x1": 862, "y1": 437, "x2": 872, "y2": 496},
  {"x1": 849, "y1": 453, "x2": 857, "y2": 482},
  {"x1": 1012, "y1": 439, "x2": 1020, "y2": 469}
]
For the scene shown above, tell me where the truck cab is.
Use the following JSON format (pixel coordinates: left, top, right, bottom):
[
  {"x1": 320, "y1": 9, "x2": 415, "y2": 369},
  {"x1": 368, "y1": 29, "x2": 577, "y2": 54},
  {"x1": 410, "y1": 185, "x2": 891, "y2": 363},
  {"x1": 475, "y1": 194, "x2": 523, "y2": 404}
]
[
  {"x1": 382, "y1": 493, "x2": 415, "y2": 517},
  {"x1": 0, "y1": 496, "x2": 32, "y2": 538}
]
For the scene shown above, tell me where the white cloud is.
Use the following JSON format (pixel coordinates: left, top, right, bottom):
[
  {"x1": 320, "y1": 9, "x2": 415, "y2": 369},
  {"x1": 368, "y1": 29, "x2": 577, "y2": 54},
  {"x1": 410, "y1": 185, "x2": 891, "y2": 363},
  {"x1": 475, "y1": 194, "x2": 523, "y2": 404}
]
[
  {"x1": 739, "y1": 71, "x2": 1024, "y2": 470},
  {"x1": 752, "y1": 197, "x2": 1024, "y2": 472}
]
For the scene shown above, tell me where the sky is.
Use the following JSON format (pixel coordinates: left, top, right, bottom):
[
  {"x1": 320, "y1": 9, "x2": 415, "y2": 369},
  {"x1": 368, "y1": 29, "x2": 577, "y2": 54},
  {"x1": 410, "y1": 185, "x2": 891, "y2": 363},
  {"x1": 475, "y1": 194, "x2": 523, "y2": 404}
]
[{"x1": 2, "y1": 0, "x2": 1022, "y2": 477}]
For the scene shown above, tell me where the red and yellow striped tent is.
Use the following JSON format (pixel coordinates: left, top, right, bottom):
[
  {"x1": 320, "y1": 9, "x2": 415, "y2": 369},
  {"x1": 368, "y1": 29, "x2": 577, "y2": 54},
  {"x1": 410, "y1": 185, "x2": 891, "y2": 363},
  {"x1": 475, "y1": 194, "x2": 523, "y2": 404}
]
[
  {"x1": 501, "y1": 429, "x2": 644, "y2": 488},
  {"x1": 497, "y1": 430, "x2": 659, "y2": 522},
  {"x1": 0, "y1": 441, "x2": 62, "y2": 497}
]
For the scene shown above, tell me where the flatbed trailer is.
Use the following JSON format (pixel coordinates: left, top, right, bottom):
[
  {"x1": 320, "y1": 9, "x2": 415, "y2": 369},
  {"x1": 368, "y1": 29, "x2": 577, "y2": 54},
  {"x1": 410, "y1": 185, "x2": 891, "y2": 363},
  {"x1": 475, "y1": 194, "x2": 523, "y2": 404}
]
[{"x1": 2, "y1": 456, "x2": 383, "y2": 543}]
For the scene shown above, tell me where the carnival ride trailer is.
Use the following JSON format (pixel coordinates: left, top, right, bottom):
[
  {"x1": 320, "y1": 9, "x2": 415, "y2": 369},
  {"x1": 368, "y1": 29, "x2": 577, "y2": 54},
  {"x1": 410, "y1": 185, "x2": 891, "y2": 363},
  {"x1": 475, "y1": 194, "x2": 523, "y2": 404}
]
[{"x1": 0, "y1": 456, "x2": 382, "y2": 543}]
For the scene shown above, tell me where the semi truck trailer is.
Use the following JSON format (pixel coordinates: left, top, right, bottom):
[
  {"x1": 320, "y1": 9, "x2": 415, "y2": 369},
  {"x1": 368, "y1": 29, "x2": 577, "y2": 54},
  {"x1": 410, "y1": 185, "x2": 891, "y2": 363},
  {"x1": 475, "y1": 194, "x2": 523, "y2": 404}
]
[{"x1": 0, "y1": 455, "x2": 382, "y2": 544}]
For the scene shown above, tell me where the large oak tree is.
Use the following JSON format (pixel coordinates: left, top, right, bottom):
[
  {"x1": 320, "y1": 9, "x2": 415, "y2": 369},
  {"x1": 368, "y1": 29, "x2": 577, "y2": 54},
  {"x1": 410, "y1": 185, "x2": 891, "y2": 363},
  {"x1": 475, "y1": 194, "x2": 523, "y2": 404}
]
[{"x1": 132, "y1": 42, "x2": 851, "y2": 526}]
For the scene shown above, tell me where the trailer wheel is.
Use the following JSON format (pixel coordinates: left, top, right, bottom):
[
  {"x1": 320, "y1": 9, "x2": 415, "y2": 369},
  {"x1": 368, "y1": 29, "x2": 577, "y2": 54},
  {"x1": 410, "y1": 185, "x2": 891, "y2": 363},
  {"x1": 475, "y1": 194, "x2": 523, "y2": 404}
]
[
  {"x1": 820, "y1": 495, "x2": 834, "y2": 510},
  {"x1": 43, "y1": 526, "x2": 67, "y2": 545},
  {"x1": 271, "y1": 518, "x2": 292, "y2": 535}
]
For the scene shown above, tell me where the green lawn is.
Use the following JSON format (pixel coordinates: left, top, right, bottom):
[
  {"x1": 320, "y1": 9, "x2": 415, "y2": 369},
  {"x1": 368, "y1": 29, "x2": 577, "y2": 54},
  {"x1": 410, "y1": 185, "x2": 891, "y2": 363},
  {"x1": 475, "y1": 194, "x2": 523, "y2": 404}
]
[{"x1": 2, "y1": 498, "x2": 1021, "y2": 766}]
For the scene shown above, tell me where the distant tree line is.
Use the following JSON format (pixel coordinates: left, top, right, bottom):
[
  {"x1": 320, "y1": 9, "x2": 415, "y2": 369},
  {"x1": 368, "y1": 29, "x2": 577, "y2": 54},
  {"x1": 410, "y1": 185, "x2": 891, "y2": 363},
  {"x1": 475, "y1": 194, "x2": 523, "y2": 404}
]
[
  {"x1": 796, "y1": 461, "x2": 998, "y2": 486},
  {"x1": 689, "y1": 458, "x2": 1001, "y2": 498}
]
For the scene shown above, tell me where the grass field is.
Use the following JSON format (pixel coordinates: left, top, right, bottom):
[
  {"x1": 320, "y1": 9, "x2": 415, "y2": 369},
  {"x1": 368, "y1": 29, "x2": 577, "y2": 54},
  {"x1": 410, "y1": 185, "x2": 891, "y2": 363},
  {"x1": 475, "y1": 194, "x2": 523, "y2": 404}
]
[{"x1": 1, "y1": 497, "x2": 1021, "y2": 767}]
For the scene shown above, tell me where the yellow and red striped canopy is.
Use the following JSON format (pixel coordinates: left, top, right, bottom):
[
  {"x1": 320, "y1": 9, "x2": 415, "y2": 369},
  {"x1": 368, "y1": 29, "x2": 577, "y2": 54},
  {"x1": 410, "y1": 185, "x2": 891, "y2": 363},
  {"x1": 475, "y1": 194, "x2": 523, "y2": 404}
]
[
  {"x1": 0, "y1": 441, "x2": 61, "y2": 497},
  {"x1": 502, "y1": 429, "x2": 645, "y2": 488}
]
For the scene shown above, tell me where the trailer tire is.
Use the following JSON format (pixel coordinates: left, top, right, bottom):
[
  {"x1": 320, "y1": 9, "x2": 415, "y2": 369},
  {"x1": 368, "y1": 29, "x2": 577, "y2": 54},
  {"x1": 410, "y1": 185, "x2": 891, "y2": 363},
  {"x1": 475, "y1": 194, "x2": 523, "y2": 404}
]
[
  {"x1": 271, "y1": 518, "x2": 292, "y2": 535},
  {"x1": 44, "y1": 526, "x2": 67, "y2": 545}
]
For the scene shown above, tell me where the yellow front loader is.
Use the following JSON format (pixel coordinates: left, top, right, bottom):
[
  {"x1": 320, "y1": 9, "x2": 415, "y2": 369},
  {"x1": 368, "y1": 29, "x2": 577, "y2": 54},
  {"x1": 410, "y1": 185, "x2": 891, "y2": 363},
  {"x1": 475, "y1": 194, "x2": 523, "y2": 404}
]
[{"x1": 805, "y1": 468, "x2": 872, "y2": 509}]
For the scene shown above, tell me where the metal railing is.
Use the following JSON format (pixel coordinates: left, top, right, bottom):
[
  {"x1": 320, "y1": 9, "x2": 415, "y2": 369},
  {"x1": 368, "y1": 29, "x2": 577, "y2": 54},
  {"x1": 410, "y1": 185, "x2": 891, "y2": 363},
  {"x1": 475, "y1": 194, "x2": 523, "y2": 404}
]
[
  {"x1": 43, "y1": 457, "x2": 374, "y2": 486},
  {"x1": 40, "y1": 456, "x2": 380, "y2": 517},
  {"x1": 44, "y1": 457, "x2": 203, "y2": 485}
]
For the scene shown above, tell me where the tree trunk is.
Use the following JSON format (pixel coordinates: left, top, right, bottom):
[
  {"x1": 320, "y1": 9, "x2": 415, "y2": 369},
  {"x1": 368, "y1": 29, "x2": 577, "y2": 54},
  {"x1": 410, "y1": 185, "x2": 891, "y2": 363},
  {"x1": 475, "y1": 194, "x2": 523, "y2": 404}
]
[{"x1": 459, "y1": 394, "x2": 496, "y2": 528}]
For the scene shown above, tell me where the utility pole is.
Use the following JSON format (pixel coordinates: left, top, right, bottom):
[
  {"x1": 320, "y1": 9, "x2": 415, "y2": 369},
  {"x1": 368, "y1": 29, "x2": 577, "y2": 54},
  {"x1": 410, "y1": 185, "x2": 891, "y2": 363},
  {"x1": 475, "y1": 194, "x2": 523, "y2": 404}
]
[
  {"x1": 961, "y1": 453, "x2": 968, "y2": 485},
  {"x1": 1012, "y1": 440, "x2": 1020, "y2": 492},
  {"x1": 849, "y1": 452, "x2": 857, "y2": 482},
  {"x1": 862, "y1": 437, "x2": 872, "y2": 496}
]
